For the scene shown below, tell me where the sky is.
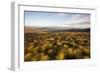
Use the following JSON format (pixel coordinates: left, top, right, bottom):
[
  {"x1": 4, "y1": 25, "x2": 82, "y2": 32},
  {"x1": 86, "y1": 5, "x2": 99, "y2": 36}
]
[{"x1": 24, "y1": 11, "x2": 90, "y2": 29}]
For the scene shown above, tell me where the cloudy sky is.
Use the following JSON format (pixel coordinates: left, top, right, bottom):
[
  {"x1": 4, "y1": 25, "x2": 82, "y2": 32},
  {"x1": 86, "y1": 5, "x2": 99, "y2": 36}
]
[{"x1": 24, "y1": 11, "x2": 90, "y2": 29}]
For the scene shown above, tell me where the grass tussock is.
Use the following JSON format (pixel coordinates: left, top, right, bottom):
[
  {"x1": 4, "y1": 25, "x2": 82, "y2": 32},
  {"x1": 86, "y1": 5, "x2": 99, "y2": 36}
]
[{"x1": 24, "y1": 32, "x2": 90, "y2": 61}]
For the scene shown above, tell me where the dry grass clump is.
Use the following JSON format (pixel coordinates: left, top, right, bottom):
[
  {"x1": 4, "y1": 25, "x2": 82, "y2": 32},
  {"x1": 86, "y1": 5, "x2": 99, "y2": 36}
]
[{"x1": 24, "y1": 32, "x2": 90, "y2": 61}]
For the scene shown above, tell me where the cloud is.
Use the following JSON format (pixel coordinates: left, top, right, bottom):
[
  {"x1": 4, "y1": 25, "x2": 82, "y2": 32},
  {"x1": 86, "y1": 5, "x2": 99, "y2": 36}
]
[
  {"x1": 64, "y1": 13, "x2": 90, "y2": 27},
  {"x1": 57, "y1": 13, "x2": 65, "y2": 16},
  {"x1": 25, "y1": 11, "x2": 90, "y2": 29}
]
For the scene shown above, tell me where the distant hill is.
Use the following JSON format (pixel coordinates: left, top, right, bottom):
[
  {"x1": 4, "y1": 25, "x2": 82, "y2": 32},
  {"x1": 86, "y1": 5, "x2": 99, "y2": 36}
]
[
  {"x1": 24, "y1": 26, "x2": 48, "y2": 33},
  {"x1": 24, "y1": 26, "x2": 90, "y2": 33},
  {"x1": 48, "y1": 28, "x2": 90, "y2": 32}
]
